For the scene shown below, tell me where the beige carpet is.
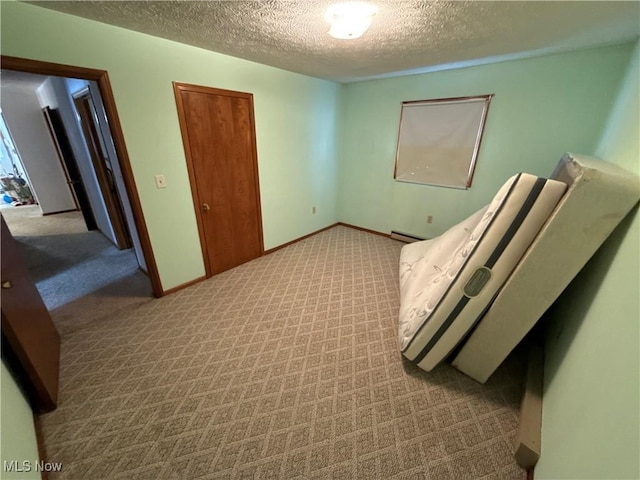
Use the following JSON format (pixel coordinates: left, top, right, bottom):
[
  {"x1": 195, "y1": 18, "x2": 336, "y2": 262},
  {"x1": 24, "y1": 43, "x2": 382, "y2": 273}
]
[
  {"x1": 40, "y1": 226, "x2": 526, "y2": 479},
  {"x1": 0, "y1": 205, "x2": 89, "y2": 236}
]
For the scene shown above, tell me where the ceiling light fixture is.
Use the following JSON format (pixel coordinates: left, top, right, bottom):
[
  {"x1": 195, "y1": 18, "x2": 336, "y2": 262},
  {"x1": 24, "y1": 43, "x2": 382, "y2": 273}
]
[{"x1": 326, "y1": 2, "x2": 377, "y2": 40}]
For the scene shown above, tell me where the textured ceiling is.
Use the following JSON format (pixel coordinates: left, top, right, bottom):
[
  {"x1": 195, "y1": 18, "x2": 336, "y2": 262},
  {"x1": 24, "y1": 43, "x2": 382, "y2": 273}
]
[{"x1": 28, "y1": 1, "x2": 640, "y2": 83}]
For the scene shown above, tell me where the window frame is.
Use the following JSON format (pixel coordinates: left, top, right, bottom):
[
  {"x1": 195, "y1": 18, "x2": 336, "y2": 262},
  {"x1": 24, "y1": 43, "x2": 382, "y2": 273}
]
[{"x1": 393, "y1": 94, "x2": 493, "y2": 189}]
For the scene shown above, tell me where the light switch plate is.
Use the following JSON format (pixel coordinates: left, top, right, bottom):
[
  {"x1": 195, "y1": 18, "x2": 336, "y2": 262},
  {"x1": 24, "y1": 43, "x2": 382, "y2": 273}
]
[{"x1": 154, "y1": 174, "x2": 167, "y2": 189}]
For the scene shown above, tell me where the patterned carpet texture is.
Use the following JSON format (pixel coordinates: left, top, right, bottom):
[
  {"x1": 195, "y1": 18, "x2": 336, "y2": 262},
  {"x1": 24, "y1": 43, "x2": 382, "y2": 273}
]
[{"x1": 41, "y1": 226, "x2": 526, "y2": 479}]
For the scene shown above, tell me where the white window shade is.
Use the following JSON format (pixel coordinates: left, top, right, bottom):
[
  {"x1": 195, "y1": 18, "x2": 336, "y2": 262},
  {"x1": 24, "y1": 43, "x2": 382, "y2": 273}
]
[{"x1": 394, "y1": 95, "x2": 493, "y2": 189}]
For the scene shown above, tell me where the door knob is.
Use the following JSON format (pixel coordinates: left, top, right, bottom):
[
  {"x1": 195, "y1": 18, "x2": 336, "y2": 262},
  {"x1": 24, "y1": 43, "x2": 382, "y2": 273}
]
[
  {"x1": 2, "y1": 280, "x2": 12, "y2": 289},
  {"x1": 202, "y1": 203, "x2": 210, "y2": 212}
]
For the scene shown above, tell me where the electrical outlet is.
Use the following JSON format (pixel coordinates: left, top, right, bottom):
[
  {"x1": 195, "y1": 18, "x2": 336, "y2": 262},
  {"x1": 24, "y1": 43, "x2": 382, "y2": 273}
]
[
  {"x1": 312, "y1": 206, "x2": 317, "y2": 214},
  {"x1": 427, "y1": 215, "x2": 433, "y2": 224},
  {"x1": 154, "y1": 174, "x2": 167, "y2": 189}
]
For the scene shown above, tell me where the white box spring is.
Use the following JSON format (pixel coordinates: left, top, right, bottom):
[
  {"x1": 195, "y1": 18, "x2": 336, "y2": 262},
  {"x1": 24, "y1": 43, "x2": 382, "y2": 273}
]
[{"x1": 399, "y1": 173, "x2": 566, "y2": 371}]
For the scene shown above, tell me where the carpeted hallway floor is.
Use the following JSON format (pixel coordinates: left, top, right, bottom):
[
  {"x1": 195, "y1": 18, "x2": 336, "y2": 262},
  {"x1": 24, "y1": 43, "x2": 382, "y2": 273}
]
[
  {"x1": 40, "y1": 226, "x2": 527, "y2": 479},
  {"x1": 0, "y1": 205, "x2": 152, "y2": 333}
]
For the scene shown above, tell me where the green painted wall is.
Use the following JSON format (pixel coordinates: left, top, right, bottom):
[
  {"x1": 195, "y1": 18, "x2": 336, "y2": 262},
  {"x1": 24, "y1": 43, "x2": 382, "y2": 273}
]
[
  {"x1": 338, "y1": 44, "x2": 634, "y2": 238},
  {"x1": 0, "y1": 1, "x2": 342, "y2": 291},
  {"x1": 0, "y1": 361, "x2": 40, "y2": 480},
  {"x1": 536, "y1": 39, "x2": 640, "y2": 480}
]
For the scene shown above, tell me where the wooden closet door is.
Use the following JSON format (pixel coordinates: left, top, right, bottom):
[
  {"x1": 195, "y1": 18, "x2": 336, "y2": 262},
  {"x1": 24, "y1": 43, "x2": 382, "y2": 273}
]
[{"x1": 174, "y1": 83, "x2": 263, "y2": 276}]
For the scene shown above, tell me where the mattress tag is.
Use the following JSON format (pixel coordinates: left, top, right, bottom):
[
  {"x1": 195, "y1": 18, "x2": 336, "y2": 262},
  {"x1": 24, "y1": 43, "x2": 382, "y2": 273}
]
[{"x1": 464, "y1": 267, "x2": 492, "y2": 297}]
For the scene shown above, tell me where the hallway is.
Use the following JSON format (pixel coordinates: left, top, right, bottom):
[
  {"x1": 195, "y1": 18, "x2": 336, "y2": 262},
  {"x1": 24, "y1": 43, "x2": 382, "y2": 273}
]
[{"x1": 1, "y1": 204, "x2": 152, "y2": 335}]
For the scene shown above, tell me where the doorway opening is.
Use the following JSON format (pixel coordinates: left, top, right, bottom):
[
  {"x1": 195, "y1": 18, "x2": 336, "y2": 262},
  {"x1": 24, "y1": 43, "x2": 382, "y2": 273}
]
[{"x1": 1, "y1": 56, "x2": 162, "y2": 330}]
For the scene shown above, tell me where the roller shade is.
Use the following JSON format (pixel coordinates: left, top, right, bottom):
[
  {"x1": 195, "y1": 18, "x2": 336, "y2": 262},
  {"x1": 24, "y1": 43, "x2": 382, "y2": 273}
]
[{"x1": 394, "y1": 95, "x2": 492, "y2": 189}]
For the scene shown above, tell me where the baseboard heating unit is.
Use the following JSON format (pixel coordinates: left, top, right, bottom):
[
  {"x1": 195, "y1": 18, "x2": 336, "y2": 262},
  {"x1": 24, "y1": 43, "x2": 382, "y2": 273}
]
[{"x1": 390, "y1": 231, "x2": 425, "y2": 243}]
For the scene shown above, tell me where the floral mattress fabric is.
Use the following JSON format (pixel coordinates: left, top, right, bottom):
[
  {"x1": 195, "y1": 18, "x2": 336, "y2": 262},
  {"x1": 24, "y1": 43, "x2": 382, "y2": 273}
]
[{"x1": 398, "y1": 173, "x2": 567, "y2": 371}]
